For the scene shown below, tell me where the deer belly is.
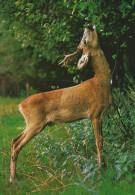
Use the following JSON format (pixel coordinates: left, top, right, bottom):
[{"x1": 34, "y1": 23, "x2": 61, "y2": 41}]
[{"x1": 48, "y1": 107, "x2": 89, "y2": 123}]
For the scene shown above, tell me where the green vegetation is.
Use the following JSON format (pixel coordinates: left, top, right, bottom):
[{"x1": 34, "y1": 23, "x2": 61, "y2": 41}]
[
  {"x1": 0, "y1": 88, "x2": 135, "y2": 194},
  {"x1": 0, "y1": 0, "x2": 135, "y2": 194},
  {"x1": 0, "y1": 0, "x2": 135, "y2": 96}
]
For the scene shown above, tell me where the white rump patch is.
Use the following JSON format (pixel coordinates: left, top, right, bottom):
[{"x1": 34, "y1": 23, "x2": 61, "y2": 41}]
[{"x1": 110, "y1": 79, "x2": 112, "y2": 85}]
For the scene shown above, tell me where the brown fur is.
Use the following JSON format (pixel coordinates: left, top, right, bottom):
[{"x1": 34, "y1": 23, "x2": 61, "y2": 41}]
[{"x1": 10, "y1": 25, "x2": 112, "y2": 183}]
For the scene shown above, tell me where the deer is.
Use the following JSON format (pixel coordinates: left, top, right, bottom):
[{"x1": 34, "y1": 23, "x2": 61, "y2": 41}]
[{"x1": 10, "y1": 24, "x2": 112, "y2": 183}]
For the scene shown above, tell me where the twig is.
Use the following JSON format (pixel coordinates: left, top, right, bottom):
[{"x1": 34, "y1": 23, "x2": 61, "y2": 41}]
[
  {"x1": 46, "y1": 170, "x2": 65, "y2": 186},
  {"x1": 16, "y1": 171, "x2": 41, "y2": 181},
  {"x1": 49, "y1": 183, "x2": 72, "y2": 191},
  {"x1": 113, "y1": 102, "x2": 132, "y2": 139}
]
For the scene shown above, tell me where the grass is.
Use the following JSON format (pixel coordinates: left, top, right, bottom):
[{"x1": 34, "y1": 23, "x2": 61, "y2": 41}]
[{"x1": 0, "y1": 96, "x2": 134, "y2": 194}]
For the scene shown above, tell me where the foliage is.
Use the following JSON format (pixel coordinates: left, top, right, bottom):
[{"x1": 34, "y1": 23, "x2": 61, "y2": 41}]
[
  {"x1": 0, "y1": 1, "x2": 134, "y2": 193},
  {"x1": 0, "y1": 88, "x2": 135, "y2": 193},
  {"x1": 0, "y1": 0, "x2": 135, "y2": 93},
  {"x1": 0, "y1": 18, "x2": 36, "y2": 97},
  {"x1": 32, "y1": 87, "x2": 135, "y2": 192}
]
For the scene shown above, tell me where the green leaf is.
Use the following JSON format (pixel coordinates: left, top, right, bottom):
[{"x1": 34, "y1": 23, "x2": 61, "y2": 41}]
[{"x1": 112, "y1": 54, "x2": 116, "y2": 59}]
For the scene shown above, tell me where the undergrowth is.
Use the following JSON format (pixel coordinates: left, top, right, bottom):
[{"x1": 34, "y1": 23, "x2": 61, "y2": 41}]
[
  {"x1": 0, "y1": 88, "x2": 135, "y2": 194},
  {"x1": 33, "y1": 87, "x2": 135, "y2": 193}
]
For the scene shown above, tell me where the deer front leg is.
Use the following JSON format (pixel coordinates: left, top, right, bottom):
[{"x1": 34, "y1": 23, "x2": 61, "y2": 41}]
[{"x1": 92, "y1": 118, "x2": 103, "y2": 167}]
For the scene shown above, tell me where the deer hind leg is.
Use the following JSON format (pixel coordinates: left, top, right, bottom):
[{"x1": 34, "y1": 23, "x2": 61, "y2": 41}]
[
  {"x1": 10, "y1": 123, "x2": 45, "y2": 183},
  {"x1": 92, "y1": 118, "x2": 103, "y2": 168}
]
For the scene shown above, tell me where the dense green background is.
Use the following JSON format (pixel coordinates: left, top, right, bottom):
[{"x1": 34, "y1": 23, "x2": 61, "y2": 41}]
[
  {"x1": 0, "y1": 0, "x2": 135, "y2": 194},
  {"x1": 0, "y1": 0, "x2": 135, "y2": 96}
]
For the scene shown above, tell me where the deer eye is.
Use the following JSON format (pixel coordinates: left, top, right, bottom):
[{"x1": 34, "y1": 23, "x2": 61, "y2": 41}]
[{"x1": 83, "y1": 39, "x2": 87, "y2": 44}]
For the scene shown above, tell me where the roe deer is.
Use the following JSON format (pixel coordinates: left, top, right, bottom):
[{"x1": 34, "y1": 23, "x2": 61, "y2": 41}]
[{"x1": 10, "y1": 24, "x2": 112, "y2": 183}]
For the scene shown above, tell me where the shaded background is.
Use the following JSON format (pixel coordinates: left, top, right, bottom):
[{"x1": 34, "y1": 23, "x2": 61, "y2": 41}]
[{"x1": 0, "y1": 0, "x2": 135, "y2": 97}]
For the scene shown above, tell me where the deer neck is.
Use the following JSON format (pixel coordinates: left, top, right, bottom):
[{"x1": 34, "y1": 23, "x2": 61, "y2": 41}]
[{"x1": 90, "y1": 48, "x2": 111, "y2": 83}]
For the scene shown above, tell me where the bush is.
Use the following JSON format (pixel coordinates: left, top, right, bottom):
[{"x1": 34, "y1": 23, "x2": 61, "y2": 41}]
[{"x1": 33, "y1": 87, "x2": 135, "y2": 192}]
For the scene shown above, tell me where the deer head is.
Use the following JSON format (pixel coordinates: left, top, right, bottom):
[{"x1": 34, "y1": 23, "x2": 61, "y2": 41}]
[
  {"x1": 59, "y1": 24, "x2": 99, "y2": 70},
  {"x1": 77, "y1": 24, "x2": 99, "y2": 69}
]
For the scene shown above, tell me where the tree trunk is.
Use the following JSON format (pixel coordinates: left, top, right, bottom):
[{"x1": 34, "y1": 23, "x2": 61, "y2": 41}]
[{"x1": 26, "y1": 82, "x2": 30, "y2": 97}]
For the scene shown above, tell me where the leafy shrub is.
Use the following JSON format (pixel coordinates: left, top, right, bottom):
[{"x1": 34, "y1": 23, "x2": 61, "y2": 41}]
[{"x1": 33, "y1": 87, "x2": 135, "y2": 191}]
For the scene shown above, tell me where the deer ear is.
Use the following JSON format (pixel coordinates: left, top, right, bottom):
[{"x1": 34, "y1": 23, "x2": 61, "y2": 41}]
[
  {"x1": 92, "y1": 24, "x2": 96, "y2": 30},
  {"x1": 86, "y1": 24, "x2": 96, "y2": 31},
  {"x1": 77, "y1": 54, "x2": 89, "y2": 70}
]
